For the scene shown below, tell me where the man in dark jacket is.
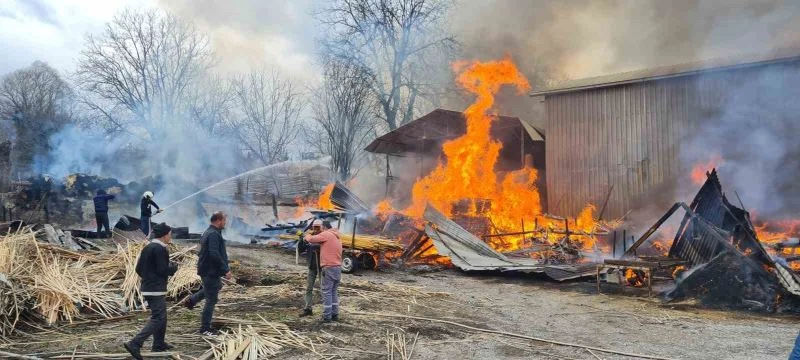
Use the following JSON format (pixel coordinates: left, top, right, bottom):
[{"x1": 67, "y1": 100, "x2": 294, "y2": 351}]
[
  {"x1": 124, "y1": 223, "x2": 178, "y2": 359},
  {"x1": 184, "y1": 211, "x2": 231, "y2": 335},
  {"x1": 93, "y1": 189, "x2": 115, "y2": 238},
  {"x1": 140, "y1": 191, "x2": 162, "y2": 237},
  {"x1": 299, "y1": 227, "x2": 321, "y2": 317}
]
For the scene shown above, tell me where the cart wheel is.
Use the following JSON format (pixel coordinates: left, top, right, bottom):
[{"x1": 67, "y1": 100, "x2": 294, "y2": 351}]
[
  {"x1": 358, "y1": 253, "x2": 377, "y2": 270},
  {"x1": 341, "y1": 254, "x2": 357, "y2": 273}
]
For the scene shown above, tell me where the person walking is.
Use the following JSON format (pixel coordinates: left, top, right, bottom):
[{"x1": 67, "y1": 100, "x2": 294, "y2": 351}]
[
  {"x1": 183, "y1": 211, "x2": 231, "y2": 335},
  {"x1": 92, "y1": 189, "x2": 115, "y2": 238},
  {"x1": 140, "y1": 191, "x2": 162, "y2": 237},
  {"x1": 124, "y1": 223, "x2": 178, "y2": 359},
  {"x1": 305, "y1": 220, "x2": 342, "y2": 323},
  {"x1": 299, "y1": 225, "x2": 321, "y2": 317}
]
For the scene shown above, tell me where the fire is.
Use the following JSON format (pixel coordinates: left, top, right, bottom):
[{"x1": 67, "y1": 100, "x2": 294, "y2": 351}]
[
  {"x1": 672, "y1": 265, "x2": 686, "y2": 279},
  {"x1": 399, "y1": 58, "x2": 599, "y2": 253},
  {"x1": 318, "y1": 183, "x2": 335, "y2": 210},
  {"x1": 690, "y1": 155, "x2": 723, "y2": 185},
  {"x1": 292, "y1": 183, "x2": 336, "y2": 218},
  {"x1": 624, "y1": 268, "x2": 645, "y2": 287},
  {"x1": 754, "y1": 219, "x2": 800, "y2": 244},
  {"x1": 375, "y1": 199, "x2": 395, "y2": 221},
  {"x1": 750, "y1": 216, "x2": 800, "y2": 272}
]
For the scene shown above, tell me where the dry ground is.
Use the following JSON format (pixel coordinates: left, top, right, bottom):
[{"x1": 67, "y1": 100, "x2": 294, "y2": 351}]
[{"x1": 2, "y1": 243, "x2": 799, "y2": 360}]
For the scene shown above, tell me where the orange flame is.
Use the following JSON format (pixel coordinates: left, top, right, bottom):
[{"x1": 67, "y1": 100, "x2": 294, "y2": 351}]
[
  {"x1": 318, "y1": 183, "x2": 335, "y2": 210},
  {"x1": 394, "y1": 58, "x2": 599, "y2": 254},
  {"x1": 624, "y1": 268, "x2": 645, "y2": 287},
  {"x1": 690, "y1": 155, "x2": 723, "y2": 185},
  {"x1": 672, "y1": 265, "x2": 686, "y2": 279},
  {"x1": 375, "y1": 199, "x2": 395, "y2": 221}
]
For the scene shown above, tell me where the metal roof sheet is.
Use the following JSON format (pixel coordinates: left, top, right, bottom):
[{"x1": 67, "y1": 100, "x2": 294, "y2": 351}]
[
  {"x1": 531, "y1": 47, "x2": 800, "y2": 96},
  {"x1": 365, "y1": 108, "x2": 544, "y2": 155}
]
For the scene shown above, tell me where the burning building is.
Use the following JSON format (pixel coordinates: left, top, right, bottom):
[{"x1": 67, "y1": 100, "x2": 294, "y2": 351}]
[
  {"x1": 365, "y1": 108, "x2": 546, "y2": 203},
  {"x1": 531, "y1": 47, "x2": 800, "y2": 220}
]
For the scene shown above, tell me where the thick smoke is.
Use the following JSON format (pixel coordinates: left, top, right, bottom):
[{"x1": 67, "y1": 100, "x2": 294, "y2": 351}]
[
  {"x1": 44, "y1": 122, "x2": 247, "y2": 232},
  {"x1": 451, "y1": 0, "x2": 800, "y2": 127},
  {"x1": 680, "y1": 66, "x2": 800, "y2": 219},
  {"x1": 451, "y1": 0, "x2": 800, "y2": 222}
]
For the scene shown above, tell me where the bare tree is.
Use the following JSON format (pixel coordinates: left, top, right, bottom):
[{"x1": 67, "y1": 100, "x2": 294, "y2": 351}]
[
  {"x1": 230, "y1": 70, "x2": 304, "y2": 166},
  {"x1": 75, "y1": 8, "x2": 214, "y2": 132},
  {"x1": 311, "y1": 61, "x2": 377, "y2": 180},
  {"x1": 186, "y1": 74, "x2": 235, "y2": 136},
  {"x1": 0, "y1": 61, "x2": 74, "y2": 175},
  {"x1": 318, "y1": 0, "x2": 459, "y2": 130}
]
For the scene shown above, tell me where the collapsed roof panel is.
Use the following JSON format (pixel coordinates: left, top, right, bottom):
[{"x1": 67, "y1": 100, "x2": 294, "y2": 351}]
[{"x1": 422, "y1": 205, "x2": 596, "y2": 280}]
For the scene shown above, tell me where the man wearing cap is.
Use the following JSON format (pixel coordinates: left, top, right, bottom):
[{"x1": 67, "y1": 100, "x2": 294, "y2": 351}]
[
  {"x1": 304, "y1": 220, "x2": 342, "y2": 323},
  {"x1": 124, "y1": 223, "x2": 178, "y2": 359}
]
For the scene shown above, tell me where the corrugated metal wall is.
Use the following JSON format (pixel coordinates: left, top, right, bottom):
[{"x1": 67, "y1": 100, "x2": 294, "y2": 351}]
[
  {"x1": 544, "y1": 61, "x2": 800, "y2": 219},
  {"x1": 546, "y1": 78, "x2": 694, "y2": 218}
]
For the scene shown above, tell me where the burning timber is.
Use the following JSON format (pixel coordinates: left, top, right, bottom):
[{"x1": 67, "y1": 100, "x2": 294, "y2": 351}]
[{"x1": 614, "y1": 169, "x2": 800, "y2": 311}]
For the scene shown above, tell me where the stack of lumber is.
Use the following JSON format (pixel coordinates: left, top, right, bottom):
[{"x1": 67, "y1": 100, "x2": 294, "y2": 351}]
[
  {"x1": 0, "y1": 227, "x2": 200, "y2": 336},
  {"x1": 279, "y1": 233, "x2": 404, "y2": 252}
]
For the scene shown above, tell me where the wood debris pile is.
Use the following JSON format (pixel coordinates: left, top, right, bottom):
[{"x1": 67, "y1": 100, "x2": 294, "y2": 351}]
[
  {"x1": 279, "y1": 233, "x2": 404, "y2": 252},
  {"x1": 0, "y1": 228, "x2": 200, "y2": 336}
]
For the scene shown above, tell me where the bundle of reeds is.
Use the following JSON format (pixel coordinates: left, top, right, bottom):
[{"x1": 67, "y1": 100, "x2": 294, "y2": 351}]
[
  {"x1": 167, "y1": 255, "x2": 200, "y2": 299},
  {"x1": 0, "y1": 227, "x2": 201, "y2": 335},
  {"x1": 200, "y1": 316, "x2": 323, "y2": 359}
]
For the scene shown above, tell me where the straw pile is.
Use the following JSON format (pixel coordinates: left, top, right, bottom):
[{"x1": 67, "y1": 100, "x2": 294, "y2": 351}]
[
  {"x1": 279, "y1": 233, "x2": 404, "y2": 252},
  {"x1": 201, "y1": 316, "x2": 323, "y2": 359},
  {"x1": 0, "y1": 228, "x2": 200, "y2": 336}
]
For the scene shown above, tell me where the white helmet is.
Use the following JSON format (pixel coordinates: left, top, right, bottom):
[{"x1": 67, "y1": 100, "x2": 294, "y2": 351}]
[{"x1": 143, "y1": 191, "x2": 154, "y2": 199}]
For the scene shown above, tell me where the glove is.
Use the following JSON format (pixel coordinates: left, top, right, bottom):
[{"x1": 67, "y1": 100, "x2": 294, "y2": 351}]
[{"x1": 295, "y1": 230, "x2": 303, "y2": 236}]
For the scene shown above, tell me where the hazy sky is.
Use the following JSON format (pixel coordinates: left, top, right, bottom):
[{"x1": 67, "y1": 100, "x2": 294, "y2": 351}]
[
  {"x1": 3, "y1": 0, "x2": 800, "y2": 95},
  {"x1": 0, "y1": 0, "x2": 321, "y2": 82}
]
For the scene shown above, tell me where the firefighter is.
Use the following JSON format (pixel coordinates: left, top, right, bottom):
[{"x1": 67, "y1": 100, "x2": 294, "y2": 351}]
[{"x1": 140, "y1": 191, "x2": 162, "y2": 237}]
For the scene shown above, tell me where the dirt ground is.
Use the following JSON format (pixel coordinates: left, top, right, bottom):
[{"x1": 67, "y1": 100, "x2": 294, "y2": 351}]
[{"x1": 3, "y1": 243, "x2": 799, "y2": 359}]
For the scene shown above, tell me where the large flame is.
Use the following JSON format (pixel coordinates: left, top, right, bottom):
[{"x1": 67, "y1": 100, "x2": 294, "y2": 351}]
[
  {"x1": 318, "y1": 183, "x2": 335, "y2": 210},
  {"x1": 398, "y1": 58, "x2": 598, "y2": 253},
  {"x1": 403, "y1": 59, "x2": 535, "y2": 225}
]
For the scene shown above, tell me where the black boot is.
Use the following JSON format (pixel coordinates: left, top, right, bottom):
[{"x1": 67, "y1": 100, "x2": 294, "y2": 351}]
[
  {"x1": 153, "y1": 342, "x2": 175, "y2": 352},
  {"x1": 124, "y1": 342, "x2": 143, "y2": 360}
]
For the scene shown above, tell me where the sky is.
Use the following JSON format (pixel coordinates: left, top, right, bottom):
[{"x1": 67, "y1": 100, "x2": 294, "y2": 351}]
[
  {"x1": 0, "y1": 0, "x2": 320, "y2": 82},
  {"x1": 3, "y1": 0, "x2": 800, "y2": 126},
  {"x1": 4, "y1": 0, "x2": 800, "y2": 87}
]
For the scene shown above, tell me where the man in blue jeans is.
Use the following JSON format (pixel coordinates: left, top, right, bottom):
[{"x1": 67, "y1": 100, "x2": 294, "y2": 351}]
[
  {"x1": 791, "y1": 332, "x2": 800, "y2": 359},
  {"x1": 183, "y1": 211, "x2": 231, "y2": 336}
]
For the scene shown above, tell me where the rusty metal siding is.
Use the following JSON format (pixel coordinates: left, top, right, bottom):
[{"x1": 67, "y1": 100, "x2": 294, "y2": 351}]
[{"x1": 545, "y1": 78, "x2": 694, "y2": 219}]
